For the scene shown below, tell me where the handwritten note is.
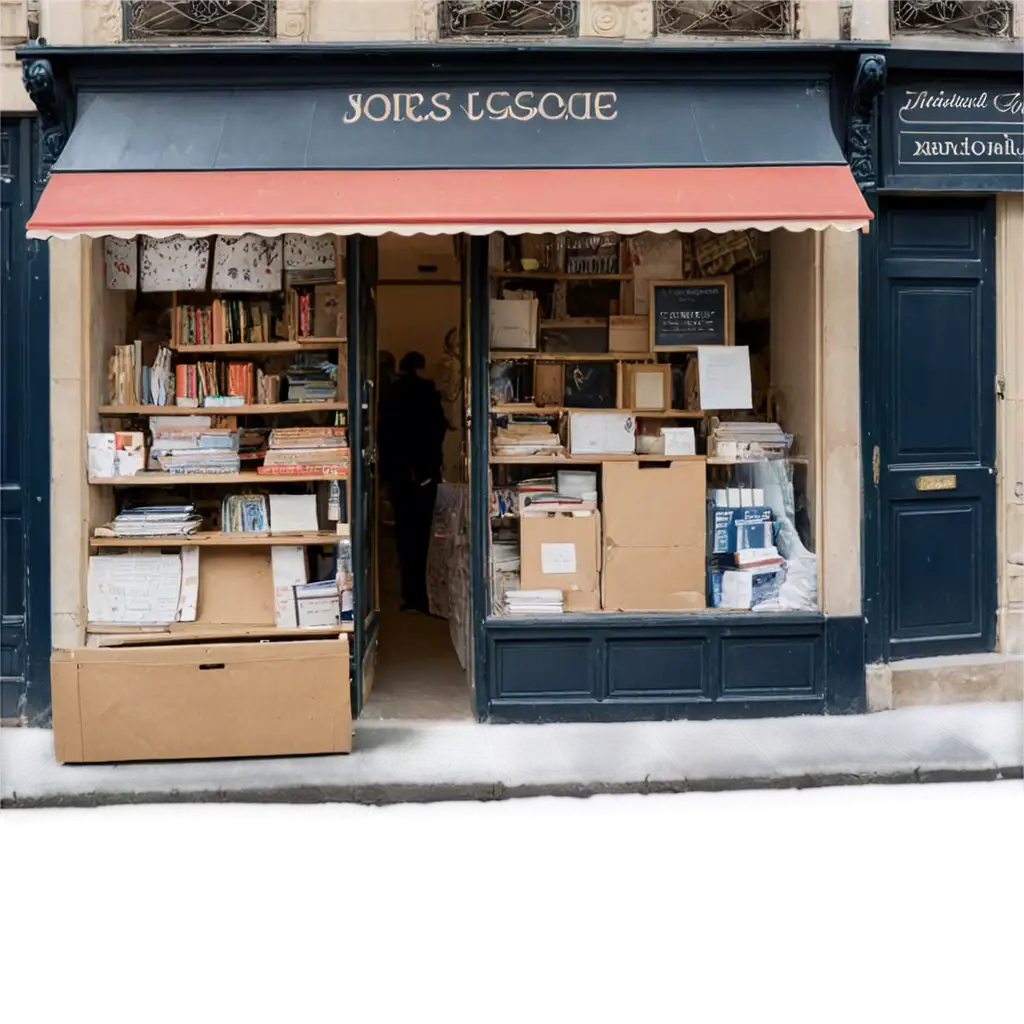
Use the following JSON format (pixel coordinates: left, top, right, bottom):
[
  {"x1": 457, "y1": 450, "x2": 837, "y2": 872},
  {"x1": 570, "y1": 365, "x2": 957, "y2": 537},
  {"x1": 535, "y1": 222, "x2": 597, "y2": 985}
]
[{"x1": 697, "y1": 346, "x2": 752, "y2": 411}]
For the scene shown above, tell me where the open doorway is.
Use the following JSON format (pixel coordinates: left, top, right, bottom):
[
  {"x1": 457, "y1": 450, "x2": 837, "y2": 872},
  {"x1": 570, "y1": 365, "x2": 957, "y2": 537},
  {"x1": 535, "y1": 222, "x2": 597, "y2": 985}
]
[{"x1": 360, "y1": 234, "x2": 473, "y2": 721}]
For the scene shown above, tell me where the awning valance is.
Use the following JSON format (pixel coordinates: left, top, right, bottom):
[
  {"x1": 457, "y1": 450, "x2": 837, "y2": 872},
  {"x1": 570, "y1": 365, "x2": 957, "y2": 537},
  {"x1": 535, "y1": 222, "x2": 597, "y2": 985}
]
[{"x1": 27, "y1": 166, "x2": 872, "y2": 240}]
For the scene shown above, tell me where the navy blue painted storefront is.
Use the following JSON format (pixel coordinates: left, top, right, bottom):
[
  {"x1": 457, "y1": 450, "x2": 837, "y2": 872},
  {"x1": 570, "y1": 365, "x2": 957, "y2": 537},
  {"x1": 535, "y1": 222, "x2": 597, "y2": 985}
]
[
  {"x1": 22, "y1": 42, "x2": 885, "y2": 722},
  {"x1": 859, "y1": 50, "x2": 1022, "y2": 668}
]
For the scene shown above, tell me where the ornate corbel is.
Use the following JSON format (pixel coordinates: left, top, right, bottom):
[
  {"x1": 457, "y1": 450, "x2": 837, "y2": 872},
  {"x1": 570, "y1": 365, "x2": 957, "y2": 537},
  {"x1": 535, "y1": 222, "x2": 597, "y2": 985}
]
[
  {"x1": 21, "y1": 41, "x2": 73, "y2": 193},
  {"x1": 846, "y1": 53, "x2": 887, "y2": 192}
]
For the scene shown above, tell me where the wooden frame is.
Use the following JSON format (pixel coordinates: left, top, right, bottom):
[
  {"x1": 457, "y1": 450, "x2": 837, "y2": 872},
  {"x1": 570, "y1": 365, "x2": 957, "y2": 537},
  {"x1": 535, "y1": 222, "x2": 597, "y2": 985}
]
[{"x1": 648, "y1": 277, "x2": 735, "y2": 352}]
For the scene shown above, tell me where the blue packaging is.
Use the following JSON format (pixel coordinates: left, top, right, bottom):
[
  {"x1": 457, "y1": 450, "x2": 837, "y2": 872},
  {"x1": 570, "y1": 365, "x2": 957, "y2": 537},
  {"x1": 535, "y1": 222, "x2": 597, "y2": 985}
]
[{"x1": 710, "y1": 507, "x2": 774, "y2": 555}]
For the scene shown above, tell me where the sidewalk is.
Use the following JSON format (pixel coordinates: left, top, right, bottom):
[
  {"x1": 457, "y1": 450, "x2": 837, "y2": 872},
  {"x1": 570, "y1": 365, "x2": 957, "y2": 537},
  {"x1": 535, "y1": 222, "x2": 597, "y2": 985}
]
[{"x1": 2, "y1": 702, "x2": 1021, "y2": 809}]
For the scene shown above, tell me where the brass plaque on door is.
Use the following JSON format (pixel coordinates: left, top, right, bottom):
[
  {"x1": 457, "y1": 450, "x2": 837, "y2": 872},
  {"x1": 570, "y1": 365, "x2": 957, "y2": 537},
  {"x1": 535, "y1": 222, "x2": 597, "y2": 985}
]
[{"x1": 915, "y1": 474, "x2": 956, "y2": 492}]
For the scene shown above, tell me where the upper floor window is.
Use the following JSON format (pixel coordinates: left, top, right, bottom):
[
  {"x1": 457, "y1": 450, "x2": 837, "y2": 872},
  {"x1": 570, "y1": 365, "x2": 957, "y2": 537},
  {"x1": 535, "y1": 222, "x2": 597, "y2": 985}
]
[
  {"x1": 655, "y1": 1, "x2": 795, "y2": 36},
  {"x1": 439, "y1": 0, "x2": 580, "y2": 38},
  {"x1": 891, "y1": 1, "x2": 1015, "y2": 37},
  {"x1": 122, "y1": 0, "x2": 275, "y2": 41}
]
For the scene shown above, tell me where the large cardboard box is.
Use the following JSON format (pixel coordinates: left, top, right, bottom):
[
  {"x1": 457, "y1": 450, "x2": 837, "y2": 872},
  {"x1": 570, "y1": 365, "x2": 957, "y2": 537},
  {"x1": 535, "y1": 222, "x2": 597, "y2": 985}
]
[
  {"x1": 520, "y1": 512, "x2": 601, "y2": 611},
  {"x1": 602, "y1": 460, "x2": 706, "y2": 611},
  {"x1": 51, "y1": 637, "x2": 352, "y2": 763}
]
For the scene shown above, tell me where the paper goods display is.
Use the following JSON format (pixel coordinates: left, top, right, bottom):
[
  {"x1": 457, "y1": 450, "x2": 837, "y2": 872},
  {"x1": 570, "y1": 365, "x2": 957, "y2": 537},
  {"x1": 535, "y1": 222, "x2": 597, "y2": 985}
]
[{"x1": 88, "y1": 552, "x2": 193, "y2": 625}]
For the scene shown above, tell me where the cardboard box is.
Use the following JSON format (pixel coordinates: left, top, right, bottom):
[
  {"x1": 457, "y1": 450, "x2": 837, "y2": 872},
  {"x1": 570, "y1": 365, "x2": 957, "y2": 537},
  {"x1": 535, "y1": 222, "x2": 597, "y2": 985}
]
[
  {"x1": 520, "y1": 512, "x2": 601, "y2": 611},
  {"x1": 569, "y1": 412, "x2": 636, "y2": 455},
  {"x1": 50, "y1": 638, "x2": 352, "y2": 763},
  {"x1": 609, "y1": 315, "x2": 649, "y2": 353},
  {"x1": 623, "y1": 364, "x2": 671, "y2": 411},
  {"x1": 602, "y1": 460, "x2": 706, "y2": 610}
]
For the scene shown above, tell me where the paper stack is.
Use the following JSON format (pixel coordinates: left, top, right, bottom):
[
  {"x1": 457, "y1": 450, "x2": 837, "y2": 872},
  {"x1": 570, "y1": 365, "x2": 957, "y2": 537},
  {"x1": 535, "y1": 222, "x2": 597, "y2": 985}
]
[
  {"x1": 710, "y1": 422, "x2": 791, "y2": 461},
  {"x1": 259, "y1": 426, "x2": 349, "y2": 477},
  {"x1": 284, "y1": 354, "x2": 338, "y2": 403},
  {"x1": 150, "y1": 421, "x2": 242, "y2": 474},
  {"x1": 504, "y1": 589, "x2": 564, "y2": 615},
  {"x1": 94, "y1": 504, "x2": 202, "y2": 539},
  {"x1": 492, "y1": 419, "x2": 561, "y2": 457}
]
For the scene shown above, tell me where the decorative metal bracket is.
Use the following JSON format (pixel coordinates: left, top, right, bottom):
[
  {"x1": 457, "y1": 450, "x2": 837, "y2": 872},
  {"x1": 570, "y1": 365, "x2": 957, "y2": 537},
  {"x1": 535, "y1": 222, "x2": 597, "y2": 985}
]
[
  {"x1": 21, "y1": 41, "x2": 73, "y2": 193},
  {"x1": 846, "y1": 53, "x2": 887, "y2": 192}
]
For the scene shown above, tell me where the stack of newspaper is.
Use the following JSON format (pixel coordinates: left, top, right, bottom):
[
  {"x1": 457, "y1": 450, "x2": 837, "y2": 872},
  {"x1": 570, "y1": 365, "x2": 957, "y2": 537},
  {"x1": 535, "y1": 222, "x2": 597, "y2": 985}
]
[
  {"x1": 95, "y1": 504, "x2": 202, "y2": 539},
  {"x1": 504, "y1": 589, "x2": 564, "y2": 615}
]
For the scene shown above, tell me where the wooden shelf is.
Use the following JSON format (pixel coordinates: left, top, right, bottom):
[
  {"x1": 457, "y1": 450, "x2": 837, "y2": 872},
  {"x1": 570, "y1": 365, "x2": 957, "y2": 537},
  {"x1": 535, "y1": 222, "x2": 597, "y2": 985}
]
[
  {"x1": 490, "y1": 271, "x2": 632, "y2": 281},
  {"x1": 490, "y1": 454, "x2": 706, "y2": 464},
  {"x1": 489, "y1": 351, "x2": 655, "y2": 362},
  {"x1": 491, "y1": 404, "x2": 704, "y2": 419},
  {"x1": 170, "y1": 340, "x2": 345, "y2": 354},
  {"x1": 98, "y1": 402, "x2": 346, "y2": 416},
  {"x1": 86, "y1": 621, "x2": 354, "y2": 647},
  {"x1": 90, "y1": 471, "x2": 348, "y2": 486},
  {"x1": 91, "y1": 531, "x2": 343, "y2": 548}
]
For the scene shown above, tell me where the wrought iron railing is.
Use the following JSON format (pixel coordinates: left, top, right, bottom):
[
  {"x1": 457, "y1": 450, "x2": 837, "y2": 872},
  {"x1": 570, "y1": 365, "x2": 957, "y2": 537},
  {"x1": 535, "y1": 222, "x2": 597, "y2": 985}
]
[
  {"x1": 439, "y1": 0, "x2": 580, "y2": 38},
  {"x1": 655, "y1": 0, "x2": 794, "y2": 36},
  {"x1": 122, "y1": 0, "x2": 275, "y2": 41},
  {"x1": 891, "y1": 1, "x2": 1015, "y2": 37}
]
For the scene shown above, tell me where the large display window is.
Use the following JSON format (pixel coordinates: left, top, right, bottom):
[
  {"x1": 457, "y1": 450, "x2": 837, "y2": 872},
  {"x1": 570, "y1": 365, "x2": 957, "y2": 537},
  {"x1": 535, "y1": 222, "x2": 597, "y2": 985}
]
[{"x1": 486, "y1": 229, "x2": 820, "y2": 618}]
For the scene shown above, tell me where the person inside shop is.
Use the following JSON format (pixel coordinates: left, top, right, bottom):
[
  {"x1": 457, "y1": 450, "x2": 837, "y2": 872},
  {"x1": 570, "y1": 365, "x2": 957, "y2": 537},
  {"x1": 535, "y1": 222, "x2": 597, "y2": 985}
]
[{"x1": 380, "y1": 350, "x2": 449, "y2": 613}]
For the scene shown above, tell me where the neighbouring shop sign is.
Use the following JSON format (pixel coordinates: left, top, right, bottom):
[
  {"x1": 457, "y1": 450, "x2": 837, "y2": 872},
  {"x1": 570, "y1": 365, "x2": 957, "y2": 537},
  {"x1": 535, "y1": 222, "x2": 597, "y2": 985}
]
[{"x1": 887, "y1": 82, "x2": 1024, "y2": 190}]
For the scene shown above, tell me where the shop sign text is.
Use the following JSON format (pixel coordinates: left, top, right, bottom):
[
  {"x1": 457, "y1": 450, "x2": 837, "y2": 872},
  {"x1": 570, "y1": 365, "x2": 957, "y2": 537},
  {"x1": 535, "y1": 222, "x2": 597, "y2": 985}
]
[{"x1": 343, "y1": 89, "x2": 618, "y2": 124}]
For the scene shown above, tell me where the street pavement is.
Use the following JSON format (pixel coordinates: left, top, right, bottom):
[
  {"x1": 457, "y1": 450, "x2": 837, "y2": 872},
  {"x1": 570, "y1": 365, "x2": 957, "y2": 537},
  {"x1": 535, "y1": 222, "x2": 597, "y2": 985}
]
[{"x1": 2, "y1": 700, "x2": 1020, "y2": 808}]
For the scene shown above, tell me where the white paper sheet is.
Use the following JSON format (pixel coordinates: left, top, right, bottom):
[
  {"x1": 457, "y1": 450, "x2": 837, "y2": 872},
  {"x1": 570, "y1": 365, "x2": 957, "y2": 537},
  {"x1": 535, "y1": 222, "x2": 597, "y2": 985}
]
[
  {"x1": 177, "y1": 548, "x2": 200, "y2": 622},
  {"x1": 541, "y1": 543, "x2": 577, "y2": 575},
  {"x1": 269, "y1": 494, "x2": 318, "y2": 534},
  {"x1": 697, "y1": 346, "x2": 752, "y2": 410},
  {"x1": 87, "y1": 553, "x2": 183, "y2": 624},
  {"x1": 271, "y1": 546, "x2": 308, "y2": 628},
  {"x1": 633, "y1": 370, "x2": 667, "y2": 409}
]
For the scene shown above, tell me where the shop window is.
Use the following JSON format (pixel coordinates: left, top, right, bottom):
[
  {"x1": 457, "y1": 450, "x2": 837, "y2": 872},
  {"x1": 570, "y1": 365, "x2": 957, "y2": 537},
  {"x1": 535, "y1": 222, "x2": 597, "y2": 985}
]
[
  {"x1": 654, "y1": 1, "x2": 794, "y2": 36},
  {"x1": 488, "y1": 230, "x2": 819, "y2": 618},
  {"x1": 891, "y1": 1, "x2": 1015, "y2": 37},
  {"x1": 439, "y1": 0, "x2": 580, "y2": 38},
  {"x1": 122, "y1": 0, "x2": 275, "y2": 41}
]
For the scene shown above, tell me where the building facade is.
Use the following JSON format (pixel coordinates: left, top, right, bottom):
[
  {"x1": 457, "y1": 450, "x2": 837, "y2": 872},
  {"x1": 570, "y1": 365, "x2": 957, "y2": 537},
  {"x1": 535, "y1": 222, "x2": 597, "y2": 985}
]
[{"x1": 6, "y1": 1, "x2": 1022, "y2": 734}]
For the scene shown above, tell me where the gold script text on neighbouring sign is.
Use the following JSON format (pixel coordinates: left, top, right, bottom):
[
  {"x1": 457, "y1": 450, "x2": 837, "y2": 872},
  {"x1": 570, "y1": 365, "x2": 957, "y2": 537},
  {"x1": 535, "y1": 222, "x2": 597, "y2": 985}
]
[{"x1": 343, "y1": 91, "x2": 619, "y2": 124}]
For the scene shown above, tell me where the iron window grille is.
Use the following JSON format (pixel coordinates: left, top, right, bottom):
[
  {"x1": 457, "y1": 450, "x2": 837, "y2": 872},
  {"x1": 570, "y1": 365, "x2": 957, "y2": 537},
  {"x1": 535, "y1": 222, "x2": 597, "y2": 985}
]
[
  {"x1": 655, "y1": 0, "x2": 795, "y2": 36},
  {"x1": 891, "y1": 1, "x2": 1015, "y2": 37},
  {"x1": 439, "y1": 0, "x2": 580, "y2": 38},
  {"x1": 122, "y1": 0, "x2": 275, "y2": 41}
]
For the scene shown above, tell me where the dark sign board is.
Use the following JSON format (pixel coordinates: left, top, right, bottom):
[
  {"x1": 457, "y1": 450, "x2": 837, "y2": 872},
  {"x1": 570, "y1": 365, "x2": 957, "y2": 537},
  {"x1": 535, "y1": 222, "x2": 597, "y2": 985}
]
[
  {"x1": 650, "y1": 279, "x2": 733, "y2": 350},
  {"x1": 885, "y1": 82, "x2": 1024, "y2": 190},
  {"x1": 59, "y1": 81, "x2": 844, "y2": 173}
]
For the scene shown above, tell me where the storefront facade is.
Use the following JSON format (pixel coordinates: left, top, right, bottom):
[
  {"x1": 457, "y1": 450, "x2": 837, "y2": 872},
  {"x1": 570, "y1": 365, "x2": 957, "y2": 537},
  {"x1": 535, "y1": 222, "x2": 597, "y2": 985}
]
[
  {"x1": 19, "y1": 40, "x2": 880, "y2": 752},
  {"x1": 859, "y1": 48, "x2": 1024, "y2": 708}
]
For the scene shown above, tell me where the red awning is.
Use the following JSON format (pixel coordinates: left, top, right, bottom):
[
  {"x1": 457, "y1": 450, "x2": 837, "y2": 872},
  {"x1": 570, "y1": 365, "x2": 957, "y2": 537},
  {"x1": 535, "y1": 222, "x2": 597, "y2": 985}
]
[{"x1": 27, "y1": 166, "x2": 871, "y2": 240}]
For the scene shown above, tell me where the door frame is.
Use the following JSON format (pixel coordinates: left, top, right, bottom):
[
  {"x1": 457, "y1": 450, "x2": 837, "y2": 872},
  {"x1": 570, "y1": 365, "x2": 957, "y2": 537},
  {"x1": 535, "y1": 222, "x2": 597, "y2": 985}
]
[
  {"x1": 861, "y1": 192, "x2": 998, "y2": 664},
  {"x1": 1, "y1": 116, "x2": 51, "y2": 720}
]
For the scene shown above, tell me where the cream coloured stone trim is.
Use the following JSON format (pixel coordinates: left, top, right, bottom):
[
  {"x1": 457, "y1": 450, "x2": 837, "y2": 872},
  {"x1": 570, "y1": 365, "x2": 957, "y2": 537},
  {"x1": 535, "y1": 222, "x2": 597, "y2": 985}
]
[
  {"x1": 297, "y1": 0, "x2": 438, "y2": 42},
  {"x1": 799, "y1": 0, "x2": 840, "y2": 40},
  {"x1": 580, "y1": 0, "x2": 653, "y2": 38},
  {"x1": 849, "y1": 0, "x2": 890, "y2": 40},
  {"x1": 276, "y1": 0, "x2": 311, "y2": 41}
]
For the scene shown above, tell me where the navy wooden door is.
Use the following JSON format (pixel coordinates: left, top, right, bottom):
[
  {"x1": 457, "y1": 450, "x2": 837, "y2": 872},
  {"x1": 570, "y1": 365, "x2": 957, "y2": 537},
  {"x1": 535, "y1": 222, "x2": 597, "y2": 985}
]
[
  {"x1": 348, "y1": 235, "x2": 380, "y2": 714},
  {"x1": 872, "y1": 198, "x2": 997, "y2": 661},
  {"x1": 1, "y1": 117, "x2": 50, "y2": 719}
]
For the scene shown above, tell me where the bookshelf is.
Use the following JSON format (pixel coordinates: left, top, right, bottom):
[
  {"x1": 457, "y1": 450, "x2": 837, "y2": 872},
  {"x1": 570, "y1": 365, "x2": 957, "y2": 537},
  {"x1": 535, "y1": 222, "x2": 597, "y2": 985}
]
[
  {"x1": 90, "y1": 471, "x2": 348, "y2": 486},
  {"x1": 90, "y1": 531, "x2": 344, "y2": 548},
  {"x1": 98, "y1": 402, "x2": 346, "y2": 417}
]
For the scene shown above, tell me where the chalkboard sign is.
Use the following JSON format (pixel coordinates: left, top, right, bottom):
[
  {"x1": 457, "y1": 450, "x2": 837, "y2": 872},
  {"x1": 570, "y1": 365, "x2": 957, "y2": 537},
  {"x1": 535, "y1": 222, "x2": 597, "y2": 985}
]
[{"x1": 649, "y1": 278, "x2": 733, "y2": 351}]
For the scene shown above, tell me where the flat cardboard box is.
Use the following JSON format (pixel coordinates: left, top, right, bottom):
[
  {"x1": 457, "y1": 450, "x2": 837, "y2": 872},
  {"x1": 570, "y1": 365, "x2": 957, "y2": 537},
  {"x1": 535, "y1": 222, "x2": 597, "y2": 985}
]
[
  {"x1": 51, "y1": 638, "x2": 351, "y2": 763},
  {"x1": 520, "y1": 512, "x2": 601, "y2": 612},
  {"x1": 602, "y1": 460, "x2": 707, "y2": 611},
  {"x1": 609, "y1": 315, "x2": 649, "y2": 353},
  {"x1": 603, "y1": 546, "x2": 706, "y2": 612}
]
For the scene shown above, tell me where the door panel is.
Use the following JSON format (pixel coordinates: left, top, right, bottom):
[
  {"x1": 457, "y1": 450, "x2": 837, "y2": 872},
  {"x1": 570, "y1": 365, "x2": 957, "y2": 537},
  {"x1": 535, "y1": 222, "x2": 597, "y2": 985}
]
[
  {"x1": 348, "y1": 235, "x2": 379, "y2": 714},
  {"x1": 1, "y1": 118, "x2": 49, "y2": 718},
  {"x1": 875, "y1": 198, "x2": 996, "y2": 660}
]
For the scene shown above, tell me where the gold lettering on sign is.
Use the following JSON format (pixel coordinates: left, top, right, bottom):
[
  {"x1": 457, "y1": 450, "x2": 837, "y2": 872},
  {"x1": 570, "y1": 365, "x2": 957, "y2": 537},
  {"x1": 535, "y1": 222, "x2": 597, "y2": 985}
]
[
  {"x1": 915, "y1": 474, "x2": 957, "y2": 492},
  {"x1": 341, "y1": 89, "x2": 619, "y2": 124}
]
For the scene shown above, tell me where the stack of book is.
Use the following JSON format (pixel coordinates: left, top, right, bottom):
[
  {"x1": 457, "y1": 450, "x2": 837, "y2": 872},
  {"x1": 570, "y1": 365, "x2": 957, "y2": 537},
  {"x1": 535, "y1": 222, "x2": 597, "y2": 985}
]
[
  {"x1": 492, "y1": 419, "x2": 562, "y2": 458},
  {"x1": 94, "y1": 504, "x2": 202, "y2": 539},
  {"x1": 504, "y1": 590, "x2": 563, "y2": 615},
  {"x1": 177, "y1": 298, "x2": 279, "y2": 347},
  {"x1": 284, "y1": 354, "x2": 338, "y2": 404},
  {"x1": 258, "y1": 426, "x2": 349, "y2": 477},
  {"x1": 150, "y1": 418, "x2": 241, "y2": 475}
]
